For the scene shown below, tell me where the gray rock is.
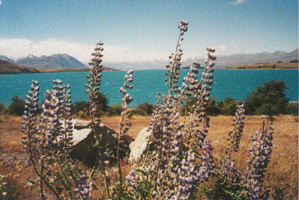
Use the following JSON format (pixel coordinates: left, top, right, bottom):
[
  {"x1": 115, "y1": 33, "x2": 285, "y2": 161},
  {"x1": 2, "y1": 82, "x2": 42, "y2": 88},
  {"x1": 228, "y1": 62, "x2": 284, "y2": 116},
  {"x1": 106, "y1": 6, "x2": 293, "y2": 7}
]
[
  {"x1": 69, "y1": 119, "x2": 134, "y2": 166},
  {"x1": 74, "y1": 119, "x2": 91, "y2": 130}
]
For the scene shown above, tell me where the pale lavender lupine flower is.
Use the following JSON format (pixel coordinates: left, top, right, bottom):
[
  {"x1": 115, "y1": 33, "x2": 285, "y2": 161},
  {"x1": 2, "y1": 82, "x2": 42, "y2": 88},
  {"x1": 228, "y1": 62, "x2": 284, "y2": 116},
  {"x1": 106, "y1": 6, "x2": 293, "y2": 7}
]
[
  {"x1": 22, "y1": 80, "x2": 39, "y2": 154},
  {"x1": 125, "y1": 169, "x2": 137, "y2": 189},
  {"x1": 86, "y1": 41, "x2": 104, "y2": 125},
  {"x1": 245, "y1": 120, "x2": 273, "y2": 199},
  {"x1": 226, "y1": 104, "x2": 245, "y2": 154},
  {"x1": 75, "y1": 171, "x2": 90, "y2": 200}
]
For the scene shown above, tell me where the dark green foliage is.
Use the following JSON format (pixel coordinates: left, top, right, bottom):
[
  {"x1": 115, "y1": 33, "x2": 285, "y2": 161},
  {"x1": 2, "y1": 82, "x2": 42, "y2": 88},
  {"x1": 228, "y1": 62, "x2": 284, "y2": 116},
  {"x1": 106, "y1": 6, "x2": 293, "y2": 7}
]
[
  {"x1": 0, "y1": 103, "x2": 5, "y2": 114},
  {"x1": 107, "y1": 104, "x2": 123, "y2": 116},
  {"x1": 71, "y1": 101, "x2": 89, "y2": 116},
  {"x1": 286, "y1": 101, "x2": 298, "y2": 115},
  {"x1": 8, "y1": 95, "x2": 25, "y2": 116},
  {"x1": 245, "y1": 80, "x2": 289, "y2": 116},
  {"x1": 181, "y1": 96, "x2": 196, "y2": 115},
  {"x1": 96, "y1": 92, "x2": 109, "y2": 112},
  {"x1": 217, "y1": 97, "x2": 242, "y2": 116},
  {"x1": 205, "y1": 177, "x2": 246, "y2": 200},
  {"x1": 182, "y1": 97, "x2": 238, "y2": 116},
  {"x1": 205, "y1": 97, "x2": 222, "y2": 116},
  {"x1": 72, "y1": 92, "x2": 109, "y2": 117},
  {"x1": 182, "y1": 96, "x2": 221, "y2": 115},
  {"x1": 130, "y1": 102, "x2": 155, "y2": 116}
]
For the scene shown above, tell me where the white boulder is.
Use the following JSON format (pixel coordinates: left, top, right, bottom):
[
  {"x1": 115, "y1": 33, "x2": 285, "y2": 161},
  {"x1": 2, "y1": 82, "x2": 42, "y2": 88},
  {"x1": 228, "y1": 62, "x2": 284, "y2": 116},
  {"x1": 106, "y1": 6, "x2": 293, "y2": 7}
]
[{"x1": 129, "y1": 127, "x2": 152, "y2": 162}]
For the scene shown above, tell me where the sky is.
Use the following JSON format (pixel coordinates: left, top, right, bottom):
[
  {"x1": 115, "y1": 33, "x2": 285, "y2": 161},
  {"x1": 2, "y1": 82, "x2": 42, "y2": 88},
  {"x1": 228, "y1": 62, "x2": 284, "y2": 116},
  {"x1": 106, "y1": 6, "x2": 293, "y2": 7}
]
[{"x1": 0, "y1": 0, "x2": 298, "y2": 69}]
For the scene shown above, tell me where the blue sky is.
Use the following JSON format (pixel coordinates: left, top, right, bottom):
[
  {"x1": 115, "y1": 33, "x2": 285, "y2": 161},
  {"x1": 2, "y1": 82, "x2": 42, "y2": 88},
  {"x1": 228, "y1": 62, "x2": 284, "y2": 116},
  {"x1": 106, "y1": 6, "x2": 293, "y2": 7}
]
[{"x1": 0, "y1": 0, "x2": 298, "y2": 68}]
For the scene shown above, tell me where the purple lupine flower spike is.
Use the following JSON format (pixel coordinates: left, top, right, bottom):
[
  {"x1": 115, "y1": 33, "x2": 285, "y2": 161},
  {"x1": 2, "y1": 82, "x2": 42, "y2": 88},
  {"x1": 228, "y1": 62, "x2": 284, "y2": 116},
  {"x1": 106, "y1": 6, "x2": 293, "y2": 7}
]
[{"x1": 75, "y1": 171, "x2": 90, "y2": 200}]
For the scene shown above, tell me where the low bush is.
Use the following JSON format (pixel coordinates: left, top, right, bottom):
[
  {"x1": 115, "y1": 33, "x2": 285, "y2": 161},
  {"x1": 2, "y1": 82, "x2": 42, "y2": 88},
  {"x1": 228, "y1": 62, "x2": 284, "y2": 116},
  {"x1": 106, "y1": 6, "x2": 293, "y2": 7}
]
[
  {"x1": 217, "y1": 97, "x2": 242, "y2": 116},
  {"x1": 106, "y1": 104, "x2": 122, "y2": 116},
  {"x1": 129, "y1": 102, "x2": 155, "y2": 116},
  {"x1": 8, "y1": 95, "x2": 25, "y2": 116},
  {"x1": 182, "y1": 97, "x2": 242, "y2": 116},
  {"x1": 0, "y1": 103, "x2": 5, "y2": 114},
  {"x1": 182, "y1": 96, "x2": 221, "y2": 115},
  {"x1": 286, "y1": 101, "x2": 298, "y2": 115},
  {"x1": 72, "y1": 92, "x2": 108, "y2": 117}
]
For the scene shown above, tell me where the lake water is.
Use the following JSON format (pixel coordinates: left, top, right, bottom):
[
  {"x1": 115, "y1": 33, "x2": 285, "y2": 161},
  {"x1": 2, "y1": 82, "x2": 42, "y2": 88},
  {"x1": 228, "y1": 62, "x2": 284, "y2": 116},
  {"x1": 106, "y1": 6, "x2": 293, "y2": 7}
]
[{"x1": 0, "y1": 69, "x2": 298, "y2": 107}]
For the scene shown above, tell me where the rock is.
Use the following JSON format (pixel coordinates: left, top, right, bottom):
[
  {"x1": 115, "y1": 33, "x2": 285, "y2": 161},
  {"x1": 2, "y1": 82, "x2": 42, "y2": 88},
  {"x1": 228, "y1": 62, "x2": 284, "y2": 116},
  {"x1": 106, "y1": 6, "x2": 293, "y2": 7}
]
[
  {"x1": 259, "y1": 115, "x2": 269, "y2": 119},
  {"x1": 69, "y1": 119, "x2": 134, "y2": 166},
  {"x1": 74, "y1": 119, "x2": 91, "y2": 130},
  {"x1": 129, "y1": 127, "x2": 152, "y2": 162}
]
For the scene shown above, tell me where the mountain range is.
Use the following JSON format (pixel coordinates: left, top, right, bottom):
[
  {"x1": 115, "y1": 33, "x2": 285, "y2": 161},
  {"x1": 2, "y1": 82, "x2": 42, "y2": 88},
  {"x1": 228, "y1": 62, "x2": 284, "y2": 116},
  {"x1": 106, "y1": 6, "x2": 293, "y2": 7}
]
[
  {"x1": 0, "y1": 54, "x2": 87, "y2": 69},
  {"x1": 0, "y1": 54, "x2": 120, "y2": 74},
  {"x1": 0, "y1": 49, "x2": 298, "y2": 71},
  {"x1": 16, "y1": 54, "x2": 87, "y2": 69},
  {"x1": 200, "y1": 48, "x2": 298, "y2": 68},
  {"x1": 106, "y1": 48, "x2": 298, "y2": 70}
]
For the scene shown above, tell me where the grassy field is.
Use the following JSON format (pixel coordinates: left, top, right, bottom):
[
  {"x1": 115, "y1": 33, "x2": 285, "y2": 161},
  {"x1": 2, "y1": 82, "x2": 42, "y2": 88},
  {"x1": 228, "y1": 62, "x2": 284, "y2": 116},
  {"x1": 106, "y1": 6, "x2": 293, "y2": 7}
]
[{"x1": 0, "y1": 114, "x2": 297, "y2": 199}]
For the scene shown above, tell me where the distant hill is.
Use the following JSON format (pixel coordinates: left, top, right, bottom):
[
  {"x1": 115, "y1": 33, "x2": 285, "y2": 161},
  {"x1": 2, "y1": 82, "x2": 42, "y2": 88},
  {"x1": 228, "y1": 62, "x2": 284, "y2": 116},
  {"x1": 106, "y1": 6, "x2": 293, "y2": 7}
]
[
  {"x1": 35, "y1": 66, "x2": 120, "y2": 73},
  {"x1": 231, "y1": 61, "x2": 298, "y2": 70},
  {"x1": 0, "y1": 60, "x2": 39, "y2": 74},
  {"x1": 184, "y1": 48, "x2": 299, "y2": 69},
  {"x1": 104, "y1": 49, "x2": 298, "y2": 70},
  {"x1": 17, "y1": 54, "x2": 87, "y2": 69},
  {"x1": 0, "y1": 55, "x2": 15, "y2": 63}
]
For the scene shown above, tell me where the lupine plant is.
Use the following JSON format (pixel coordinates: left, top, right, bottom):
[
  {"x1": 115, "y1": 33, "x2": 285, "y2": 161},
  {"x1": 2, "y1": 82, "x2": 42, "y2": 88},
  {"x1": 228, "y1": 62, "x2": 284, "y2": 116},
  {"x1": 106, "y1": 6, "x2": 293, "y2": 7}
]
[
  {"x1": 125, "y1": 20, "x2": 217, "y2": 199},
  {"x1": 22, "y1": 79, "x2": 79, "y2": 200},
  {"x1": 206, "y1": 105, "x2": 246, "y2": 200},
  {"x1": 244, "y1": 119, "x2": 274, "y2": 199},
  {"x1": 22, "y1": 20, "x2": 276, "y2": 200}
]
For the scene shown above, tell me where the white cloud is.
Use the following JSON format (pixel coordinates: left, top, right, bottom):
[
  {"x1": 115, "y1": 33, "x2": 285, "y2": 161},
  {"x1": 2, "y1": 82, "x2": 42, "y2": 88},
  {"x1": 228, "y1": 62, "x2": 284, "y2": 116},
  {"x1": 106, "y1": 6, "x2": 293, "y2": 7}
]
[
  {"x1": 230, "y1": 0, "x2": 248, "y2": 5},
  {"x1": 184, "y1": 45, "x2": 249, "y2": 59},
  {"x1": 0, "y1": 38, "x2": 171, "y2": 64},
  {"x1": 0, "y1": 0, "x2": 2, "y2": 5}
]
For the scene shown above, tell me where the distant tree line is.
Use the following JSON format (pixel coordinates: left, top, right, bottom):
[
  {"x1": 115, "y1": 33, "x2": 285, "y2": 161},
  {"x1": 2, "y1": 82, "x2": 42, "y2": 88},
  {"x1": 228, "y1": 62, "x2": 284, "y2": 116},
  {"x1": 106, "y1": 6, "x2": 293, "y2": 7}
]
[{"x1": 0, "y1": 80, "x2": 297, "y2": 117}]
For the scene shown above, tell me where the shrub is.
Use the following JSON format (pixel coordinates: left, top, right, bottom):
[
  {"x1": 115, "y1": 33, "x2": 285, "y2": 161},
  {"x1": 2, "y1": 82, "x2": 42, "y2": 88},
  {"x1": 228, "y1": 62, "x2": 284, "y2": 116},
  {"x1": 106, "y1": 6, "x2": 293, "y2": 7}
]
[
  {"x1": 71, "y1": 101, "x2": 89, "y2": 116},
  {"x1": 217, "y1": 97, "x2": 242, "y2": 116},
  {"x1": 72, "y1": 92, "x2": 108, "y2": 117},
  {"x1": 106, "y1": 104, "x2": 123, "y2": 116},
  {"x1": 8, "y1": 95, "x2": 25, "y2": 116},
  {"x1": 286, "y1": 101, "x2": 298, "y2": 115},
  {"x1": 130, "y1": 102, "x2": 155, "y2": 116},
  {"x1": 245, "y1": 80, "x2": 289, "y2": 116},
  {"x1": 129, "y1": 107, "x2": 146, "y2": 116},
  {"x1": 182, "y1": 96, "x2": 221, "y2": 116},
  {"x1": 137, "y1": 102, "x2": 154, "y2": 115},
  {"x1": 78, "y1": 110, "x2": 88, "y2": 119},
  {"x1": 0, "y1": 103, "x2": 6, "y2": 114}
]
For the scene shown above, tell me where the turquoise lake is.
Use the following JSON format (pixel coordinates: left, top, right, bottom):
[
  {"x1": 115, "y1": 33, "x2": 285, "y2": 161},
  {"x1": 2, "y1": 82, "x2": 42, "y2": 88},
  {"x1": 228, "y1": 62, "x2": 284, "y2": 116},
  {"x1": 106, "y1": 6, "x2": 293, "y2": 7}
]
[{"x1": 0, "y1": 69, "x2": 298, "y2": 107}]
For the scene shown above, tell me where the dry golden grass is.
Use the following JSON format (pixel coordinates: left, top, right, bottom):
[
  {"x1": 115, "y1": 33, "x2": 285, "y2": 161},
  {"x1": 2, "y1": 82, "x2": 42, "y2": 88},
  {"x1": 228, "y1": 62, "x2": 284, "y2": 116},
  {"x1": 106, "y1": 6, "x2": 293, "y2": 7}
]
[
  {"x1": 0, "y1": 115, "x2": 23, "y2": 153},
  {"x1": 0, "y1": 114, "x2": 297, "y2": 199},
  {"x1": 101, "y1": 115, "x2": 153, "y2": 138},
  {"x1": 210, "y1": 115, "x2": 298, "y2": 198}
]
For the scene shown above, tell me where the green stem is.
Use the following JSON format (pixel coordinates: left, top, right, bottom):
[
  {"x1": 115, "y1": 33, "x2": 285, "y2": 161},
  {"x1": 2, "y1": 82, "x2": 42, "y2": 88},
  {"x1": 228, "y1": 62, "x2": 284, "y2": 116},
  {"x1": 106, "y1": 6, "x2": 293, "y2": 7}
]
[
  {"x1": 40, "y1": 159, "x2": 45, "y2": 200},
  {"x1": 104, "y1": 171, "x2": 110, "y2": 200},
  {"x1": 117, "y1": 96, "x2": 126, "y2": 196}
]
